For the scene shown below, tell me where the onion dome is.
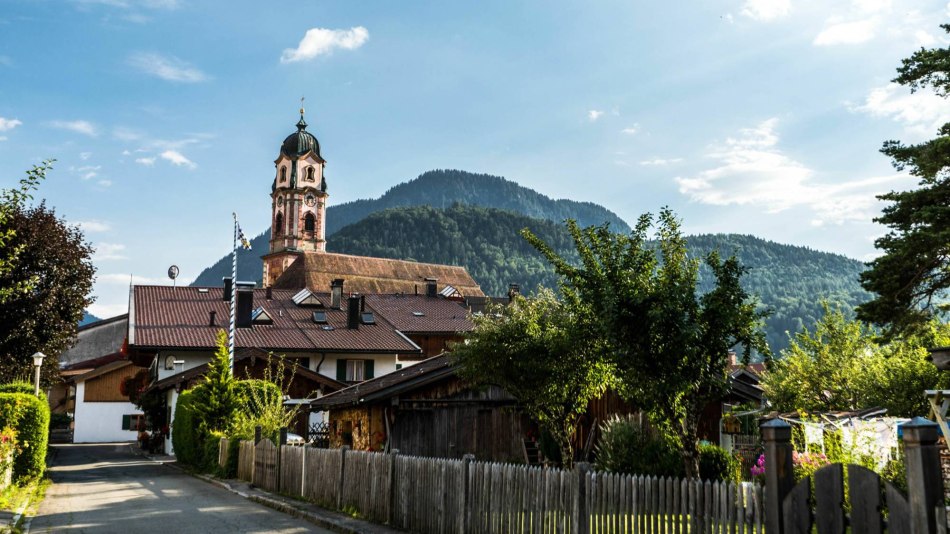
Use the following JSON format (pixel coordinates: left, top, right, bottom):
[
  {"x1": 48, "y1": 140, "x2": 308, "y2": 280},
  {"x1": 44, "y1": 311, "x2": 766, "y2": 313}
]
[{"x1": 280, "y1": 107, "x2": 321, "y2": 159}]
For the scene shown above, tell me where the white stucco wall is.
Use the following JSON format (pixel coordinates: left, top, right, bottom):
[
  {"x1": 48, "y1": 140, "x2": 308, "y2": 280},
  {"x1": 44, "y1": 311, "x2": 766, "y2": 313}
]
[
  {"x1": 317, "y1": 353, "x2": 398, "y2": 382},
  {"x1": 72, "y1": 382, "x2": 141, "y2": 443},
  {"x1": 165, "y1": 389, "x2": 179, "y2": 455}
]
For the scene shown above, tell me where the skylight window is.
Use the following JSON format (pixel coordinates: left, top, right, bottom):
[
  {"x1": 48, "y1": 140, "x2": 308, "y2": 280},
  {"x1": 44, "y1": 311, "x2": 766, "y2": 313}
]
[
  {"x1": 197, "y1": 288, "x2": 209, "y2": 293},
  {"x1": 412, "y1": 311, "x2": 425, "y2": 317},
  {"x1": 361, "y1": 312, "x2": 376, "y2": 325},
  {"x1": 312, "y1": 311, "x2": 327, "y2": 324},
  {"x1": 292, "y1": 288, "x2": 323, "y2": 307},
  {"x1": 251, "y1": 307, "x2": 274, "y2": 325}
]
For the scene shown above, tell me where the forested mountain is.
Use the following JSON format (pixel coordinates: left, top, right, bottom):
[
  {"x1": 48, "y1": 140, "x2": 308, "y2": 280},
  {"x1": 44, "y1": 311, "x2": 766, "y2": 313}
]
[
  {"x1": 331, "y1": 206, "x2": 871, "y2": 354},
  {"x1": 192, "y1": 169, "x2": 627, "y2": 286},
  {"x1": 79, "y1": 311, "x2": 100, "y2": 326},
  {"x1": 191, "y1": 170, "x2": 872, "y2": 355},
  {"x1": 323, "y1": 169, "x2": 631, "y2": 236}
]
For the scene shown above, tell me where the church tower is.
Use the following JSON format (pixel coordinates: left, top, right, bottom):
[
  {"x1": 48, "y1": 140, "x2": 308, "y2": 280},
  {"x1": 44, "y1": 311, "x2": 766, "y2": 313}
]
[{"x1": 262, "y1": 106, "x2": 329, "y2": 287}]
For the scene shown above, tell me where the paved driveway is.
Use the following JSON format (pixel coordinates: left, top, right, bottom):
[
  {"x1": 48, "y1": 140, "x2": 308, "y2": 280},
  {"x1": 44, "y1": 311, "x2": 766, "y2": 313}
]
[{"x1": 31, "y1": 443, "x2": 328, "y2": 533}]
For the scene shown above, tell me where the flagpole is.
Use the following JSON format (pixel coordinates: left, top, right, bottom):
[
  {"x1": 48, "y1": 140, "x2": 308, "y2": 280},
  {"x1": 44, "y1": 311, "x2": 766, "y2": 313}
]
[{"x1": 229, "y1": 212, "x2": 237, "y2": 376}]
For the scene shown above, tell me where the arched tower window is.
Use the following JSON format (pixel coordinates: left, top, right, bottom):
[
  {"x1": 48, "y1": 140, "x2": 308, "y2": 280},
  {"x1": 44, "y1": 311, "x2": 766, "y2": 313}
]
[
  {"x1": 305, "y1": 212, "x2": 315, "y2": 232},
  {"x1": 280, "y1": 167, "x2": 287, "y2": 182},
  {"x1": 275, "y1": 212, "x2": 284, "y2": 236},
  {"x1": 307, "y1": 167, "x2": 315, "y2": 181}
]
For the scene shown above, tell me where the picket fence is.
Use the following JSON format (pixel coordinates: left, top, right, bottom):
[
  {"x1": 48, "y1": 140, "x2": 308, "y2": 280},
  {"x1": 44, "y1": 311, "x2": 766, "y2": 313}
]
[{"x1": 220, "y1": 439, "x2": 763, "y2": 534}]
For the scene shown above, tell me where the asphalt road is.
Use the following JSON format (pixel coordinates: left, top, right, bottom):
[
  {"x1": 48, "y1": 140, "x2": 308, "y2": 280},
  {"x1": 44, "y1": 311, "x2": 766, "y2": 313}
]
[{"x1": 31, "y1": 443, "x2": 329, "y2": 533}]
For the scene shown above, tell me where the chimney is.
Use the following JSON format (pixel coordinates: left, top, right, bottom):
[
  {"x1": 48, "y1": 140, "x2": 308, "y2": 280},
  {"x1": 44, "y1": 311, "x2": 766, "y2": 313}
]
[
  {"x1": 236, "y1": 282, "x2": 255, "y2": 328},
  {"x1": 727, "y1": 350, "x2": 738, "y2": 367},
  {"x1": 360, "y1": 295, "x2": 366, "y2": 313},
  {"x1": 508, "y1": 283, "x2": 521, "y2": 302},
  {"x1": 425, "y1": 278, "x2": 438, "y2": 298},
  {"x1": 222, "y1": 277, "x2": 232, "y2": 301},
  {"x1": 330, "y1": 279, "x2": 344, "y2": 309},
  {"x1": 209, "y1": 310, "x2": 216, "y2": 327},
  {"x1": 266, "y1": 286, "x2": 273, "y2": 300},
  {"x1": 347, "y1": 295, "x2": 361, "y2": 330}
]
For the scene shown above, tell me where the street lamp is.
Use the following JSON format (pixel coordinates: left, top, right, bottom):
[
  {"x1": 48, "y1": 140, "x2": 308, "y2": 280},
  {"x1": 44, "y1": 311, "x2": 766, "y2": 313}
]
[{"x1": 32, "y1": 352, "x2": 45, "y2": 396}]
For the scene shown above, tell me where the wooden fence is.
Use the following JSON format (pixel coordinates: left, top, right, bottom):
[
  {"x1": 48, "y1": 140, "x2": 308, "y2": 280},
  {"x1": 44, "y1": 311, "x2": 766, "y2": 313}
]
[{"x1": 226, "y1": 438, "x2": 763, "y2": 533}]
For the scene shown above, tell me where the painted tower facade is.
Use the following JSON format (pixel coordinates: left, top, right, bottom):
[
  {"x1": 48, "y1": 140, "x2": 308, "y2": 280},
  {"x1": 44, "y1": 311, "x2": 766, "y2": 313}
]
[{"x1": 262, "y1": 108, "x2": 329, "y2": 287}]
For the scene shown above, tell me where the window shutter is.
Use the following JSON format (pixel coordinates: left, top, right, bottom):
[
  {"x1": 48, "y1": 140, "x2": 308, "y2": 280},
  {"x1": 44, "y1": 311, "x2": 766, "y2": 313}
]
[
  {"x1": 122, "y1": 414, "x2": 131, "y2": 431},
  {"x1": 365, "y1": 359, "x2": 374, "y2": 380},
  {"x1": 336, "y1": 360, "x2": 347, "y2": 381}
]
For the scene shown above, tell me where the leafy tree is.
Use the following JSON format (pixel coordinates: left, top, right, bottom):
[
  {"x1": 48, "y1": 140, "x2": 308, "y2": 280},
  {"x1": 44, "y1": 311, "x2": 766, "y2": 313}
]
[
  {"x1": 0, "y1": 185, "x2": 95, "y2": 383},
  {"x1": 523, "y1": 209, "x2": 769, "y2": 478},
  {"x1": 857, "y1": 24, "x2": 950, "y2": 336},
  {"x1": 0, "y1": 161, "x2": 51, "y2": 306},
  {"x1": 761, "y1": 304, "x2": 874, "y2": 413},
  {"x1": 453, "y1": 287, "x2": 613, "y2": 467},
  {"x1": 762, "y1": 305, "x2": 950, "y2": 417}
]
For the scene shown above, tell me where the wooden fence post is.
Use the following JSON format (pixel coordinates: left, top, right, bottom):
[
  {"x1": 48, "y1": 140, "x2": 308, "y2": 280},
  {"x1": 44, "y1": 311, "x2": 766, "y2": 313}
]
[
  {"x1": 574, "y1": 462, "x2": 591, "y2": 534},
  {"x1": 388, "y1": 449, "x2": 399, "y2": 527},
  {"x1": 903, "y1": 417, "x2": 944, "y2": 534},
  {"x1": 277, "y1": 427, "x2": 287, "y2": 491},
  {"x1": 337, "y1": 446, "x2": 349, "y2": 511},
  {"x1": 762, "y1": 418, "x2": 794, "y2": 534},
  {"x1": 254, "y1": 425, "x2": 262, "y2": 445},
  {"x1": 461, "y1": 454, "x2": 474, "y2": 534}
]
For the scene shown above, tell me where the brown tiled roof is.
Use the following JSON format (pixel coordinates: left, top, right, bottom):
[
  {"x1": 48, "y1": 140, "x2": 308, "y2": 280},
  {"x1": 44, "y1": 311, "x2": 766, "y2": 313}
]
[
  {"x1": 362, "y1": 294, "x2": 473, "y2": 334},
  {"x1": 272, "y1": 252, "x2": 484, "y2": 297},
  {"x1": 147, "y1": 347, "x2": 345, "y2": 393},
  {"x1": 130, "y1": 286, "x2": 420, "y2": 354},
  {"x1": 310, "y1": 354, "x2": 456, "y2": 410}
]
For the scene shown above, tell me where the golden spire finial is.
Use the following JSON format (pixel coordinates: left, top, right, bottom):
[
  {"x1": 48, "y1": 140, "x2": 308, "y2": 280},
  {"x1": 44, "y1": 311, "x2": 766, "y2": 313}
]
[{"x1": 299, "y1": 96, "x2": 305, "y2": 117}]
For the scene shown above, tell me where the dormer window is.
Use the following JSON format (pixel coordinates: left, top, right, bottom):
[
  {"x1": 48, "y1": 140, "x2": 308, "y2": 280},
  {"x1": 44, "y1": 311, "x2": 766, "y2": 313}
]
[
  {"x1": 251, "y1": 307, "x2": 274, "y2": 325},
  {"x1": 306, "y1": 167, "x2": 315, "y2": 181},
  {"x1": 280, "y1": 167, "x2": 287, "y2": 182},
  {"x1": 292, "y1": 288, "x2": 323, "y2": 307}
]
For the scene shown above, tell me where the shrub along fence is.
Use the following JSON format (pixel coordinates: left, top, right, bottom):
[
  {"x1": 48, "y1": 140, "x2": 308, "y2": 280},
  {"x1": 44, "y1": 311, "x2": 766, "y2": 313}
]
[{"x1": 221, "y1": 435, "x2": 764, "y2": 534}]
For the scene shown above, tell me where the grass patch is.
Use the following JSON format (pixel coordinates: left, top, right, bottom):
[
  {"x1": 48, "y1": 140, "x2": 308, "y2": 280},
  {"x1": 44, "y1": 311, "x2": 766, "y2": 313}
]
[{"x1": 0, "y1": 477, "x2": 50, "y2": 532}]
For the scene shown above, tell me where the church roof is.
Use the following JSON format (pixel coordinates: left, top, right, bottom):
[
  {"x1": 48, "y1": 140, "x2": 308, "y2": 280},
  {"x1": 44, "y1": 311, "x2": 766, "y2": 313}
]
[
  {"x1": 280, "y1": 113, "x2": 321, "y2": 159},
  {"x1": 271, "y1": 251, "x2": 485, "y2": 297}
]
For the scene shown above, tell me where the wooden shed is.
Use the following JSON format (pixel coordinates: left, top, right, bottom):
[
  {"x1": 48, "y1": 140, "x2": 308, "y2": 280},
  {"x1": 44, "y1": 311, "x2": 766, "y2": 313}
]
[{"x1": 309, "y1": 355, "x2": 528, "y2": 462}]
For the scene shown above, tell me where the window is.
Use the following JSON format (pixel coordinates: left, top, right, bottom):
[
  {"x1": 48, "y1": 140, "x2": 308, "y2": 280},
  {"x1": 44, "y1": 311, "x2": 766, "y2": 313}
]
[
  {"x1": 336, "y1": 359, "x2": 375, "y2": 382},
  {"x1": 275, "y1": 213, "x2": 283, "y2": 235},
  {"x1": 280, "y1": 166, "x2": 287, "y2": 182},
  {"x1": 306, "y1": 167, "x2": 315, "y2": 181},
  {"x1": 312, "y1": 311, "x2": 327, "y2": 324},
  {"x1": 305, "y1": 213, "x2": 315, "y2": 232},
  {"x1": 121, "y1": 414, "x2": 145, "y2": 431},
  {"x1": 361, "y1": 312, "x2": 376, "y2": 325}
]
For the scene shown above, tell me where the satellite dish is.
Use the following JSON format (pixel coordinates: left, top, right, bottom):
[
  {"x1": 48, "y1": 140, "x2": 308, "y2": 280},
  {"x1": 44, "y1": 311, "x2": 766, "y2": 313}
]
[{"x1": 168, "y1": 265, "x2": 180, "y2": 280}]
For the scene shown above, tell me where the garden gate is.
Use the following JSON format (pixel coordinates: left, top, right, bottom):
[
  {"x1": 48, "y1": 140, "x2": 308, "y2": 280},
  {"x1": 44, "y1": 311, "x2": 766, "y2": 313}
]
[{"x1": 762, "y1": 417, "x2": 944, "y2": 534}]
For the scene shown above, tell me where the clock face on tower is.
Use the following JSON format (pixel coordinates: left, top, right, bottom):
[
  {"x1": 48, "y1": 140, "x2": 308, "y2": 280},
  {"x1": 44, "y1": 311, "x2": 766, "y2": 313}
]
[{"x1": 305, "y1": 193, "x2": 316, "y2": 207}]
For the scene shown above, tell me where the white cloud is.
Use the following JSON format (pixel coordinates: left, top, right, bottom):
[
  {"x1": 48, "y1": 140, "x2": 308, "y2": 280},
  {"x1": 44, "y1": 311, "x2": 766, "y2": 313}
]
[
  {"x1": 128, "y1": 52, "x2": 208, "y2": 83},
  {"x1": 674, "y1": 118, "x2": 913, "y2": 226},
  {"x1": 80, "y1": 151, "x2": 92, "y2": 160},
  {"x1": 588, "y1": 110, "x2": 604, "y2": 122},
  {"x1": 741, "y1": 0, "x2": 790, "y2": 21},
  {"x1": 135, "y1": 157, "x2": 156, "y2": 166},
  {"x1": 94, "y1": 242, "x2": 128, "y2": 261},
  {"x1": 87, "y1": 302, "x2": 129, "y2": 319},
  {"x1": 74, "y1": 220, "x2": 111, "y2": 232},
  {"x1": 851, "y1": 82, "x2": 950, "y2": 138},
  {"x1": 0, "y1": 137, "x2": 7, "y2": 142},
  {"x1": 621, "y1": 124, "x2": 640, "y2": 134},
  {"x1": 281, "y1": 26, "x2": 369, "y2": 63},
  {"x1": 113, "y1": 126, "x2": 144, "y2": 141},
  {"x1": 74, "y1": 165, "x2": 101, "y2": 180},
  {"x1": 640, "y1": 158, "x2": 683, "y2": 166},
  {"x1": 48, "y1": 120, "x2": 98, "y2": 137},
  {"x1": 97, "y1": 179, "x2": 112, "y2": 187},
  {"x1": 813, "y1": 19, "x2": 877, "y2": 46},
  {"x1": 0, "y1": 117, "x2": 22, "y2": 132},
  {"x1": 160, "y1": 149, "x2": 196, "y2": 168}
]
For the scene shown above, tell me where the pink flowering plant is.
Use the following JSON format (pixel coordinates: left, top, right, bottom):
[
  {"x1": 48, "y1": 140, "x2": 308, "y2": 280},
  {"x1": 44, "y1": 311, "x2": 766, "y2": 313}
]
[
  {"x1": 750, "y1": 453, "x2": 766, "y2": 483},
  {"x1": 793, "y1": 450, "x2": 830, "y2": 482}
]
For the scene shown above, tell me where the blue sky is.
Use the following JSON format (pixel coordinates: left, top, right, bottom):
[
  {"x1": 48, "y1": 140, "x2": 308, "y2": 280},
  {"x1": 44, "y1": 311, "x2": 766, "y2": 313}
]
[{"x1": 1, "y1": 0, "x2": 947, "y2": 318}]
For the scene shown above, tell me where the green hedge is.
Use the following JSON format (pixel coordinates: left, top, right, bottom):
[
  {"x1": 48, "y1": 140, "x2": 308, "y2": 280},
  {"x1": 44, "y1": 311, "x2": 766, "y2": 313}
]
[
  {"x1": 698, "y1": 443, "x2": 741, "y2": 484},
  {"x1": 171, "y1": 389, "x2": 201, "y2": 467},
  {"x1": 0, "y1": 381, "x2": 44, "y2": 400},
  {"x1": 0, "y1": 392, "x2": 50, "y2": 481}
]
